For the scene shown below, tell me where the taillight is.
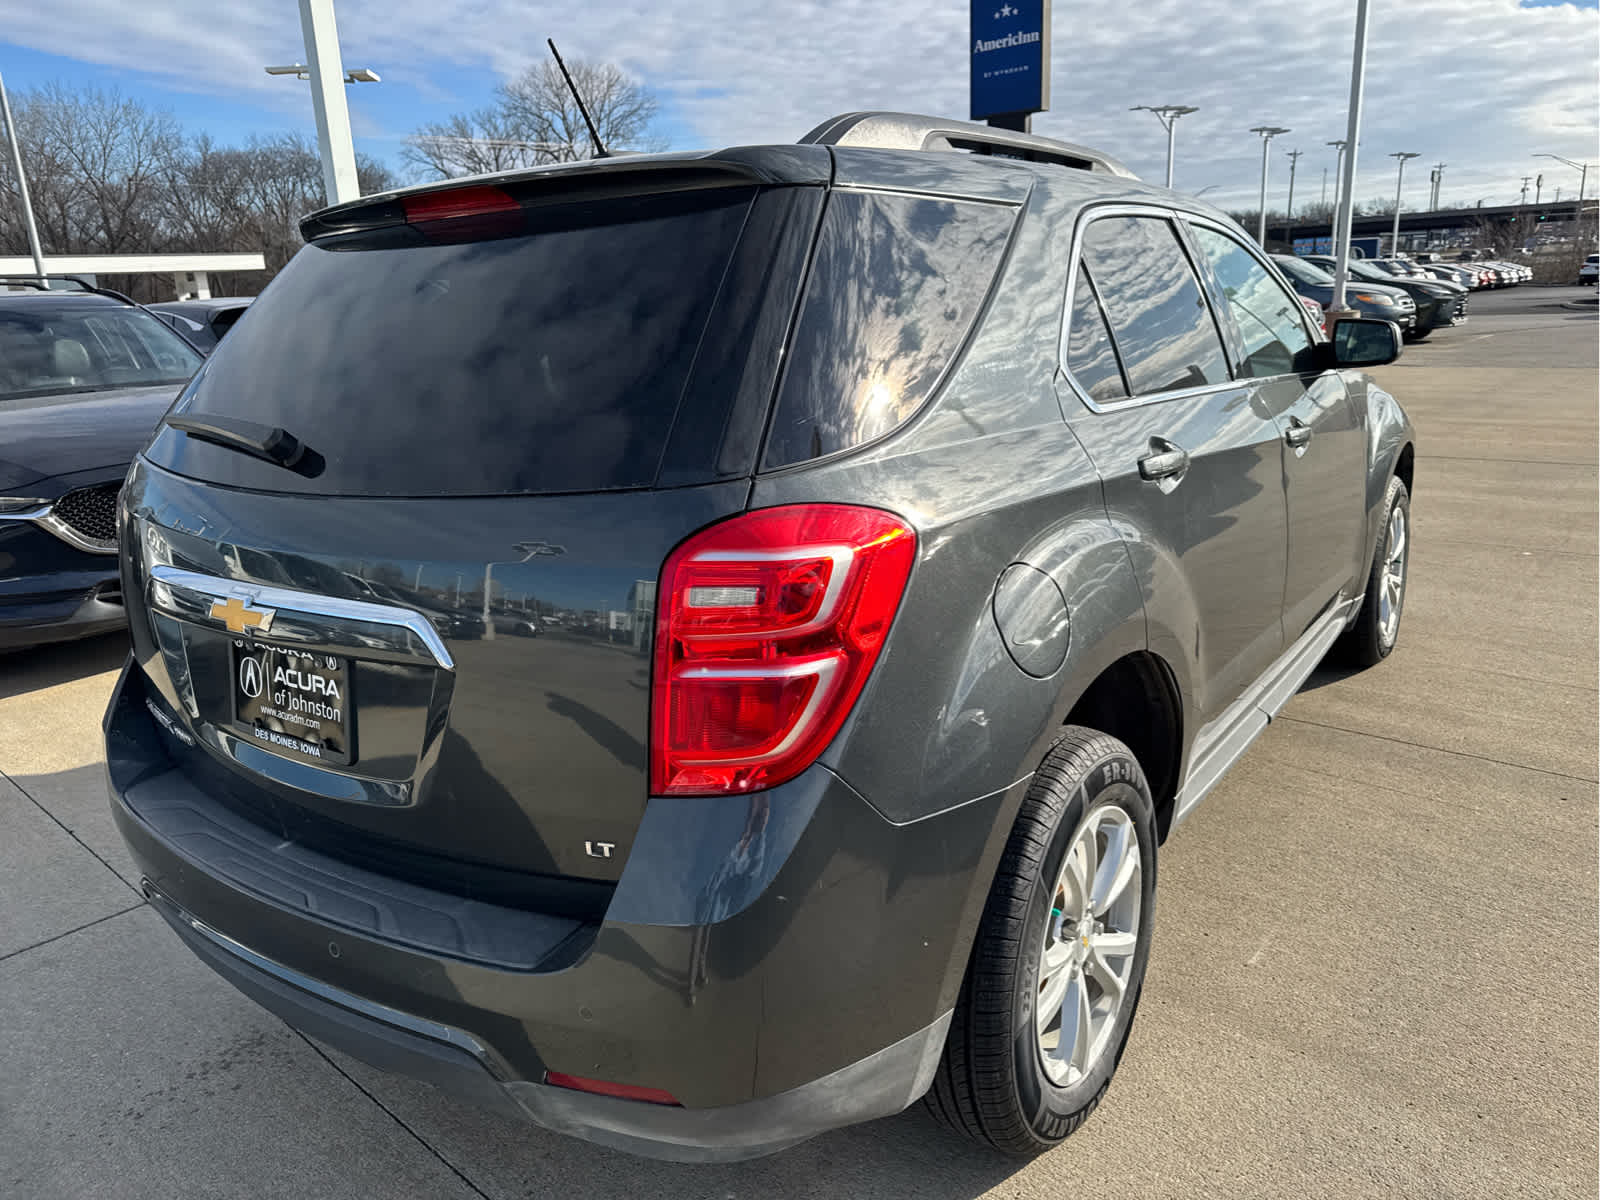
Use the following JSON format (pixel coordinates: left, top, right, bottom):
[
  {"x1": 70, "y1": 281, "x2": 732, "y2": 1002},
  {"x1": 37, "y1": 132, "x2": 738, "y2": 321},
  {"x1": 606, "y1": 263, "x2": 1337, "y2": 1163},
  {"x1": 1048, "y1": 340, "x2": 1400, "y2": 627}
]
[
  {"x1": 651, "y1": 504, "x2": 916, "y2": 796},
  {"x1": 401, "y1": 185, "x2": 522, "y2": 241},
  {"x1": 401, "y1": 185, "x2": 518, "y2": 223}
]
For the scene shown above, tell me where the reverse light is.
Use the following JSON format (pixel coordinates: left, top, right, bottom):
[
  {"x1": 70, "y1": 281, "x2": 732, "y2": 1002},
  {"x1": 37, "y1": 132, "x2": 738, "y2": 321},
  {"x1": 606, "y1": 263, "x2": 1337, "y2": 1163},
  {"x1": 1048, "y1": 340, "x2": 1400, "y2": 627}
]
[
  {"x1": 651, "y1": 504, "x2": 916, "y2": 796},
  {"x1": 545, "y1": 1071, "x2": 681, "y2": 1106}
]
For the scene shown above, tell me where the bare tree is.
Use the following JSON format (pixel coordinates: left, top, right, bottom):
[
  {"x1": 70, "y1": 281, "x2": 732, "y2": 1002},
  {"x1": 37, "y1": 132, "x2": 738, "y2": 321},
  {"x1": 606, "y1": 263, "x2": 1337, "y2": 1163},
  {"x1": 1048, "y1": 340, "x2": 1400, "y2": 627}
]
[
  {"x1": 0, "y1": 84, "x2": 398, "y2": 298},
  {"x1": 404, "y1": 56, "x2": 662, "y2": 180},
  {"x1": 403, "y1": 107, "x2": 554, "y2": 179}
]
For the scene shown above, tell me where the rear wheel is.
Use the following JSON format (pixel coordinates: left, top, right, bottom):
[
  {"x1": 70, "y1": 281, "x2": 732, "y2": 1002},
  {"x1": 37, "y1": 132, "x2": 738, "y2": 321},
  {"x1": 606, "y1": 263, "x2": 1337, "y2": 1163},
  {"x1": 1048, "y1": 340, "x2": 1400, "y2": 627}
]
[{"x1": 926, "y1": 728, "x2": 1157, "y2": 1155}]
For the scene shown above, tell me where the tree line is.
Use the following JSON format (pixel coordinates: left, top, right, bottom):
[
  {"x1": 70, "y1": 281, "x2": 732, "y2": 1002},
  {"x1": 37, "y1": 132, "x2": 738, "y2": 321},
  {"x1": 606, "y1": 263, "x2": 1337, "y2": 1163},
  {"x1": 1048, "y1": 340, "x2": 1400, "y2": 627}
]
[
  {"x1": 0, "y1": 83, "x2": 396, "y2": 300},
  {"x1": 0, "y1": 62, "x2": 659, "y2": 302}
]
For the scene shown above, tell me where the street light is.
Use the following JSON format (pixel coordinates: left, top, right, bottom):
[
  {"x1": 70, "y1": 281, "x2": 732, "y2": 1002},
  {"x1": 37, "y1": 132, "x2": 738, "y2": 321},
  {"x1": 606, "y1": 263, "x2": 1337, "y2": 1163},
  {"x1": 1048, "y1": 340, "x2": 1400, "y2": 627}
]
[
  {"x1": 1130, "y1": 104, "x2": 1199, "y2": 189},
  {"x1": 1389, "y1": 152, "x2": 1419, "y2": 254},
  {"x1": 266, "y1": 0, "x2": 377, "y2": 207},
  {"x1": 265, "y1": 63, "x2": 381, "y2": 83},
  {"x1": 1284, "y1": 148, "x2": 1303, "y2": 248},
  {"x1": 1534, "y1": 153, "x2": 1592, "y2": 219},
  {"x1": 0, "y1": 72, "x2": 45, "y2": 282},
  {"x1": 1251, "y1": 125, "x2": 1290, "y2": 246}
]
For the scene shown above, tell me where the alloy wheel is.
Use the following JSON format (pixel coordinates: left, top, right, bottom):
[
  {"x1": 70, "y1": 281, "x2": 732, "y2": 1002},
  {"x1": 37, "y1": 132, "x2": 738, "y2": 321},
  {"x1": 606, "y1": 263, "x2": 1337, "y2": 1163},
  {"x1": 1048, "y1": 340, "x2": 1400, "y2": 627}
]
[
  {"x1": 1036, "y1": 803, "x2": 1142, "y2": 1087},
  {"x1": 1378, "y1": 504, "x2": 1408, "y2": 647}
]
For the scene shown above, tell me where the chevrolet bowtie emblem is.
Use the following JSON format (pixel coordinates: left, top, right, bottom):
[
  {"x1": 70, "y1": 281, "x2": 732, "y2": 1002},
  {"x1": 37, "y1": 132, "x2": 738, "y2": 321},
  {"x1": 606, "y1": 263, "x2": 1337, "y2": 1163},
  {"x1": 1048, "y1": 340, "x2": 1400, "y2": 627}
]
[{"x1": 209, "y1": 595, "x2": 275, "y2": 635}]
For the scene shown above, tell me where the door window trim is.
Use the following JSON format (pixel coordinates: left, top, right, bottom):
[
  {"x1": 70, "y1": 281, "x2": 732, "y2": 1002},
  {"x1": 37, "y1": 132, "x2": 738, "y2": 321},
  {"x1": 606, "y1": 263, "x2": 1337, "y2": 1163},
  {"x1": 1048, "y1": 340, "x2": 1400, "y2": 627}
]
[{"x1": 1055, "y1": 202, "x2": 1242, "y2": 414}]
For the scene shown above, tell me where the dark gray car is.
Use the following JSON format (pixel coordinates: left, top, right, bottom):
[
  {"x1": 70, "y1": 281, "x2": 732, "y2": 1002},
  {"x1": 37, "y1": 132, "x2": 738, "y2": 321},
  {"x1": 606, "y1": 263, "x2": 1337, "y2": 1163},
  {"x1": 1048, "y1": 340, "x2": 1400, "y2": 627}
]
[{"x1": 104, "y1": 112, "x2": 1415, "y2": 1162}]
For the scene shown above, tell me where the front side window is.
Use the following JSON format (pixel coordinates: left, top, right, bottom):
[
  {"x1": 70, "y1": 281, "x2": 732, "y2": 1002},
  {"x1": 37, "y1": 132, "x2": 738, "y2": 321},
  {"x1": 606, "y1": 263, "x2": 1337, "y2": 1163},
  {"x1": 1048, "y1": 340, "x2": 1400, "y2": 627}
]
[
  {"x1": 1190, "y1": 226, "x2": 1315, "y2": 378},
  {"x1": 1080, "y1": 215, "x2": 1228, "y2": 396}
]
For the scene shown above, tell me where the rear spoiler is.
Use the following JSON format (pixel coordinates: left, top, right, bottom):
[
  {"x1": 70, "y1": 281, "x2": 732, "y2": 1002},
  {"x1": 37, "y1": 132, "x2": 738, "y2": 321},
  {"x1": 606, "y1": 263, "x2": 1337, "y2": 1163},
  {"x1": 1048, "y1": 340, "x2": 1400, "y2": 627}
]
[{"x1": 299, "y1": 147, "x2": 833, "y2": 242}]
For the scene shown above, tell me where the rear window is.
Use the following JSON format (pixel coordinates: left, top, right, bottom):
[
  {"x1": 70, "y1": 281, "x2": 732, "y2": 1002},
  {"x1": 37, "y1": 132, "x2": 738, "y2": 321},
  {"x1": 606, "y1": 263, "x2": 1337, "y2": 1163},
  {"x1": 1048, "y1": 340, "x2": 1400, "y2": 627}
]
[
  {"x1": 761, "y1": 190, "x2": 1015, "y2": 469},
  {"x1": 1081, "y1": 215, "x2": 1229, "y2": 396},
  {"x1": 150, "y1": 188, "x2": 793, "y2": 496}
]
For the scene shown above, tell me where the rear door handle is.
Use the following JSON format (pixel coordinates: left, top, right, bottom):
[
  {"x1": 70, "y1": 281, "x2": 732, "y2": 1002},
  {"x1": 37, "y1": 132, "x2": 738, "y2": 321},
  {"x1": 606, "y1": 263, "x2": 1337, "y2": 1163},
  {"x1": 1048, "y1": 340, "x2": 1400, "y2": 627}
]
[
  {"x1": 1137, "y1": 441, "x2": 1190, "y2": 482},
  {"x1": 1285, "y1": 418, "x2": 1314, "y2": 449}
]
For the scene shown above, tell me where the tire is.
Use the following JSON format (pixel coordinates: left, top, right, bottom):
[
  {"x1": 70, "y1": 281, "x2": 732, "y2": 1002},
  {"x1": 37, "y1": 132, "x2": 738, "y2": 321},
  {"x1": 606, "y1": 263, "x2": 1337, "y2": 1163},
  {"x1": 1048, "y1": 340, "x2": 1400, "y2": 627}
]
[
  {"x1": 926, "y1": 728, "x2": 1157, "y2": 1155},
  {"x1": 1338, "y1": 474, "x2": 1411, "y2": 667}
]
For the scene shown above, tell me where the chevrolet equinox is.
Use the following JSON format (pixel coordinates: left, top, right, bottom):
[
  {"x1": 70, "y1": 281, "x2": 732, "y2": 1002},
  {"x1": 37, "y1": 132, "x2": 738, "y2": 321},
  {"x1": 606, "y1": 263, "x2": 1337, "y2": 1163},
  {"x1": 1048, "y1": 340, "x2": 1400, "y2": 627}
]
[{"x1": 105, "y1": 112, "x2": 1415, "y2": 1161}]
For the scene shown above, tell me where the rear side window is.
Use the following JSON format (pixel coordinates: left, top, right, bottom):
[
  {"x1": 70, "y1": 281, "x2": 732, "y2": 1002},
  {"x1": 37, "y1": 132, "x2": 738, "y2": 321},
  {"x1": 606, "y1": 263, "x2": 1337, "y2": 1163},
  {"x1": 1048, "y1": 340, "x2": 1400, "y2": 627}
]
[
  {"x1": 762, "y1": 191, "x2": 1015, "y2": 469},
  {"x1": 1081, "y1": 215, "x2": 1228, "y2": 396},
  {"x1": 1064, "y1": 264, "x2": 1127, "y2": 404},
  {"x1": 151, "y1": 188, "x2": 773, "y2": 496},
  {"x1": 1189, "y1": 226, "x2": 1315, "y2": 378}
]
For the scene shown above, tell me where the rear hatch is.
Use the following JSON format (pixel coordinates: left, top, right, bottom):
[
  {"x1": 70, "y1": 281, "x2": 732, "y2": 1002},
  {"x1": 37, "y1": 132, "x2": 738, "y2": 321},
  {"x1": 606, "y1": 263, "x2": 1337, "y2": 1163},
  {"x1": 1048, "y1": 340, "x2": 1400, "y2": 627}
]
[{"x1": 122, "y1": 156, "x2": 828, "y2": 907}]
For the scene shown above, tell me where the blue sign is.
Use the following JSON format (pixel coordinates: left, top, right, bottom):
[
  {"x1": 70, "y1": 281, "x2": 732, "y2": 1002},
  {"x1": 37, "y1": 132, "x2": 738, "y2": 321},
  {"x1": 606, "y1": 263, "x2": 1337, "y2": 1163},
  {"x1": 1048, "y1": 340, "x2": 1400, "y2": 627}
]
[
  {"x1": 971, "y1": 0, "x2": 1050, "y2": 120},
  {"x1": 1294, "y1": 237, "x2": 1334, "y2": 255}
]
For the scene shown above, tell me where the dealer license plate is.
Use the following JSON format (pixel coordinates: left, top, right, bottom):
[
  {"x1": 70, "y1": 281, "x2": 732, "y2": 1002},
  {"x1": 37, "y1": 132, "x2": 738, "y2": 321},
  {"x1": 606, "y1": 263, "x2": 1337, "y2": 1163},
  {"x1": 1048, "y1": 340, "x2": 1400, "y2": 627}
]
[{"x1": 232, "y1": 641, "x2": 353, "y2": 764}]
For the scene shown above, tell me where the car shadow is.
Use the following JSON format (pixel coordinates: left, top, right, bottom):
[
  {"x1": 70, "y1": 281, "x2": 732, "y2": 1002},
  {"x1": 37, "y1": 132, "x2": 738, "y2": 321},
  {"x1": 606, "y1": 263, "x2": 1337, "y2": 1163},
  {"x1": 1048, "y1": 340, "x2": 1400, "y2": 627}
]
[
  {"x1": 1296, "y1": 659, "x2": 1364, "y2": 693},
  {"x1": 0, "y1": 631, "x2": 128, "y2": 701}
]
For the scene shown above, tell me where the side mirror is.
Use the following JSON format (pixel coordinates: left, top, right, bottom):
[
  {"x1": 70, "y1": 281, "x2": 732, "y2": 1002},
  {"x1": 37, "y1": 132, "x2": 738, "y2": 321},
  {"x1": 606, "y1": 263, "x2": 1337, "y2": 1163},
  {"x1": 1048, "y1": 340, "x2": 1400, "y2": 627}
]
[{"x1": 1330, "y1": 317, "x2": 1402, "y2": 367}]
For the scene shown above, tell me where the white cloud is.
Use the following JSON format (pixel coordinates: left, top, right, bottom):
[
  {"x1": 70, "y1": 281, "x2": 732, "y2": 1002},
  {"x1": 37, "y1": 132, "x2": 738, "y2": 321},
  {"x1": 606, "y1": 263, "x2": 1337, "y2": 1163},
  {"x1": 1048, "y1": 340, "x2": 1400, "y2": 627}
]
[{"x1": 3, "y1": 0, "x2": 1595, "y2": 209}]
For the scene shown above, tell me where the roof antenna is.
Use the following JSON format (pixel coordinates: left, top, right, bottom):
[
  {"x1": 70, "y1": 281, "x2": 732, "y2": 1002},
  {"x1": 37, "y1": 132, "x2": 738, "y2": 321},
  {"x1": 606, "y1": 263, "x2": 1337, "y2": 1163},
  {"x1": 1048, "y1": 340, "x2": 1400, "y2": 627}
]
[{"x1": 546, "y1": 39, "x2": 607, "y2": 159}]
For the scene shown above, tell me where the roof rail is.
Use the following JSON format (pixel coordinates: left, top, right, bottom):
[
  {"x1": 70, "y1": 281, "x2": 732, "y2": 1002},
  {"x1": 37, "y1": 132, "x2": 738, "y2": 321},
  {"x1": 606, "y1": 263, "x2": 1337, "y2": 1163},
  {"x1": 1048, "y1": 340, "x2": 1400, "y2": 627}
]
[
  {"x1": 799, "y1": 112, "x2": 1138, "y2": 179},
  {"x1": 0, "y1": 274, "x2": 138, "y2": 304}
]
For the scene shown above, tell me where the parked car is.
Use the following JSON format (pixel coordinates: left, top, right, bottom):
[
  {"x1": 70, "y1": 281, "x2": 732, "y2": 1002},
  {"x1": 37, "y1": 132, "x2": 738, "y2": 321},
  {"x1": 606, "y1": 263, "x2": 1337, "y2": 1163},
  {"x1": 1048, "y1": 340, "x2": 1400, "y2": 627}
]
[
  {"x1": 0, "y1": 288, "x2": 203, "y2": 649},
  {"x1": 104, "y1": 112, "x2": 1415, "y2": 1162},
  {"x1": 1298, "y1": 293, "x2": 1326, "y2": 333},
  {"x1": 1275, "y1": 254, "x2": 1420, "y2": 332},
  {"x1": 147, "y1": 298, "x2": 253, "y2": 354},
  {"x1": 1303, "y1": 254, "x2": 1467, "y2": 337},
  {"x1": 1579, "y1": 253, "x2": 1599, "y2": 286},
  {"x1": 1418, "y1": 263, "x2": 1481, "y2": 288}
]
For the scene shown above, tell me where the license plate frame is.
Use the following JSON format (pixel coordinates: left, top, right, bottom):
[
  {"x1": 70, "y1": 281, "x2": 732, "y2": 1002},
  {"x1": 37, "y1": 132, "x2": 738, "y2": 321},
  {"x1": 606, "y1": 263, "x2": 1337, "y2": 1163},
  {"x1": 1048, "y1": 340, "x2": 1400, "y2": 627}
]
[{"x1": 230, "y1": 640, "x2": 355, "y2": 766}]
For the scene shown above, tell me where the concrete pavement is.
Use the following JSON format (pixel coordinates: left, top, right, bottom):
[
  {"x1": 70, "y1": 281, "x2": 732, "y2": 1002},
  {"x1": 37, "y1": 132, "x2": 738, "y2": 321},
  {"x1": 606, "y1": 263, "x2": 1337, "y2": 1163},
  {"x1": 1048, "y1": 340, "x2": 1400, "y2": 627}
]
[{"x1": 2, "y1": 285, "x2": 1595, "y2": 1199}]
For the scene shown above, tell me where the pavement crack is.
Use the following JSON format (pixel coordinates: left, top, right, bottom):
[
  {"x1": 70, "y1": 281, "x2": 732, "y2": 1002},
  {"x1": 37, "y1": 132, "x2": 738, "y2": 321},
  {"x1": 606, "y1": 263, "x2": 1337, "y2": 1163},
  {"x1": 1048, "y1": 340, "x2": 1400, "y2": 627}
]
[
  {"x1": 2, "y1": 767, "x2": 145, "y2": 898},
  {"x1": 293, "y1": 1032, "x2": 493, "y2": 1200},
  {"x1": 1274, "y1": 715, "x2": 1599, "y2": 783},
  {"x1": 0, "y1": 902, "x2": 146, "y2": 963}
]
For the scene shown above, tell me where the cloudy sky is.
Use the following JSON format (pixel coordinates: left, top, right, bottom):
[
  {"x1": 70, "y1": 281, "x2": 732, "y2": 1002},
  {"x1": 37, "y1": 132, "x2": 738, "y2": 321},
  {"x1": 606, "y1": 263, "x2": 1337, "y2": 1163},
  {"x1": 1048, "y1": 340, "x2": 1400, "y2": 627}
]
[{"x1": 1, "y1": 0, "x2": 1595, "y2": 213}]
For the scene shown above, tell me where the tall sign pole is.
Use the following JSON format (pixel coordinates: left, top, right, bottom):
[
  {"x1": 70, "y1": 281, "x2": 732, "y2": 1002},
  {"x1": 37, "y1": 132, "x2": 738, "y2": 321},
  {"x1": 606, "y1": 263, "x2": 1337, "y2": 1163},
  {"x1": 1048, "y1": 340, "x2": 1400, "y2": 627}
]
[
  {"x1": 970, "y1": 1, "x2": 1051, "y2": 133},
  {"x1": 0, "y1": 72, "x2": 46, "y2": 282},
  {"x1": 299, "y1": 0, "x2": 360, "y2": 205},
  {"x1": 1330, "y1": 0, "x2": 1371, "y2": 315}
]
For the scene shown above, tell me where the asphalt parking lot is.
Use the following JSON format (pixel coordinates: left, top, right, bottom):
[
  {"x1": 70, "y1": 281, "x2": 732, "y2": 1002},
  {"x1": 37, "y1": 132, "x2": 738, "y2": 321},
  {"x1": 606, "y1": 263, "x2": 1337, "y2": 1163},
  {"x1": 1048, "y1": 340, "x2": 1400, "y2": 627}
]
[{"x1": 3, "y1": 285, "x2": 1595, "y2": 1200}]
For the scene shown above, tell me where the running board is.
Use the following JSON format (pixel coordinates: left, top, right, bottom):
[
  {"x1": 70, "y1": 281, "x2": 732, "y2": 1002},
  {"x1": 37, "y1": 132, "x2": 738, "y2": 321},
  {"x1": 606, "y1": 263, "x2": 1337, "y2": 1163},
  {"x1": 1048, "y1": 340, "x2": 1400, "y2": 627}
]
[{"x1": 1170, "y1": 597, "x2": 1359, "y2": 830}]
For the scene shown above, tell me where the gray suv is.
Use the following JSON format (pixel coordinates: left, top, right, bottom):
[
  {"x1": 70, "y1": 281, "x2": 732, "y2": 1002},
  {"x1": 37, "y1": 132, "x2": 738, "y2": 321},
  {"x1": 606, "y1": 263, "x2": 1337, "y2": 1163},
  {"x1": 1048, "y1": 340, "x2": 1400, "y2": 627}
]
[{"x1": 105, "y1": 112, "x2": 1414, "y2": 1162}]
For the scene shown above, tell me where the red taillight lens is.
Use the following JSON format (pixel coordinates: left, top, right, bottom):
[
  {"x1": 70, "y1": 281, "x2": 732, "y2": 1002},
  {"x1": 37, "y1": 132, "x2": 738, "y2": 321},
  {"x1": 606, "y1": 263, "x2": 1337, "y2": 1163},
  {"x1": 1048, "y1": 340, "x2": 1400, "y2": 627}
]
[
  {"x1": 401, "y1": 185, "x2": 519, "y2": 223},
  {"x1": 545, "y1": 1071, "x2": 680, "y2": 1106},
  {"x1": 651, "y1": 505, "x2": 916, "y2": 796}
]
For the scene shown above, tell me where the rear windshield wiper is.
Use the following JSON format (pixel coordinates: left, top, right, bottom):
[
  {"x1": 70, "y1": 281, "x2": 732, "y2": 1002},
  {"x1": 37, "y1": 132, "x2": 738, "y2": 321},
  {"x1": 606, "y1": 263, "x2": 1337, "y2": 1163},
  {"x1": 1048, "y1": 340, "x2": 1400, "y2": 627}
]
[{"x1": 164, "y1": 413, "x2": 325, "y2": 478}]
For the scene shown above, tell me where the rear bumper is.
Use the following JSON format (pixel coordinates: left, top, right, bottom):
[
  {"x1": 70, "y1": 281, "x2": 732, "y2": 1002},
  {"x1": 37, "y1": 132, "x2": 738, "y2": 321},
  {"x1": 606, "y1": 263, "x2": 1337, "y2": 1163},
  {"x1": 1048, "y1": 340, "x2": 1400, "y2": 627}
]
[{"x1": 106, "y1": 658, "x2": 1016, "y2": 1159}]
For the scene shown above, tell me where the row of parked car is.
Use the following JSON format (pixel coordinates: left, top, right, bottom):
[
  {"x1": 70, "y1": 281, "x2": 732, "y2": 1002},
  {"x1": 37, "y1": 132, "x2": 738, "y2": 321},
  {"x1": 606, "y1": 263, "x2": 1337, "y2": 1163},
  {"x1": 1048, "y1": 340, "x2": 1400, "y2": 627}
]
[{"x1": 1275, "y1": 250, "x2": 1537, "y2": 342}]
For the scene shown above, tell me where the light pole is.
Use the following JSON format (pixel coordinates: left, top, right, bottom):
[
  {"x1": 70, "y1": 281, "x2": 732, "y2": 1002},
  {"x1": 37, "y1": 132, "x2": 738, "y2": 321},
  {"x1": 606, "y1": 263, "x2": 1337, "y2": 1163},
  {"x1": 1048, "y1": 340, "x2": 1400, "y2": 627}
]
[
  {"x1": 1284, "y1": 148, "x2": 1302, "y2": 249},
  {"x1": 1130, "y1": 105, "x2": 1198, "y2": 189},
  {"x1": 1251, "y1": 125, "x2": 1290, "y2": 246},
  {"x1": 0, "y1": 72, "x2": 44, "y2": 282},
  {"x1": 1329, "y1": 0, "x2": 1371, "y2": 314},
  {"x1": 265, "y1": 0, "x2": 380, "y2": 206},
  {"x1": 1534, "y1": 154, "x2": 1592, "y2": 241},
  {"x1": 1389, "y1": 151, "x2": 1419, "y2": 254}
]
